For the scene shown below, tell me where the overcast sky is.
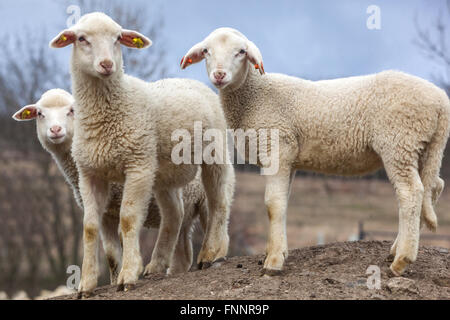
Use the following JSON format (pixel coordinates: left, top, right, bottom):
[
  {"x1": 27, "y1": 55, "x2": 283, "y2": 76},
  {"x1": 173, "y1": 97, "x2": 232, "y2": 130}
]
[{"x1": 0, "y1": 0, "x2": 446, "y2": 86}]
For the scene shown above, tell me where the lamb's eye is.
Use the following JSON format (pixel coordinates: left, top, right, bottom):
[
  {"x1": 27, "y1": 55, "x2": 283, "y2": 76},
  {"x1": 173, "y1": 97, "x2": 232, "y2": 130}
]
[
  {"x1": 239, "y1": 49, "x2": 246, "y2": 54},
  {"x1": 117, "y1": 35, "x2": 121, "y2": 42},
  {"x1": 78, "y1": 36, "x2": 86, "y2": 42},
  {"x1": 203, "y1": 48, "x2": 208, "y2": 54},
  {"x1": 68, "y1": 108, "x2": 74, "y2": 115},
  {"x1": 37, "y1": 111, "x2": 44, "y2": 118}
]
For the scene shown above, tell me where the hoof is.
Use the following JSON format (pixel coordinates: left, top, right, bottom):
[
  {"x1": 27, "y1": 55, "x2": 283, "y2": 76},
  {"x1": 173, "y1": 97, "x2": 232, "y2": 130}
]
[
  {"x1": 390, "y1": 256, "x2": 411, "y2": 277},
  {"x1": 387, "y1": 267, "x2": 399, "y2": 278},
  {"x1": 77, "y1": 291, "x2": 93, "y2": 299},
  {"x1": 389, "y1": 265, "x2": 403, "y2": 277},
  {"x1": 212, "y1": 257, "x2": 227, "y2": 268},
  {"x1": 214, "y1": 257, "x2": 227, "y2": 264},
  {"x1": 424, "y1": 219, "x2": 437, "y2": 233},
  {"x1": 117, "y1": 283, "x2": 136, "y2": 292},
  {"x1": 198, "y1": 257, "x2": 226, "y2": 270},
  {"x1": 198, "y1": 261, "x2": 212, "y2": 270},
  {"x1": 124, "y1": 283, "x2": 135, "y2": 292},
  {"x1": 143, "y1": 262, "x2": 166, "y2": 276},
  {"x1": 261, "y1": 268, "x2": 283, "y2": 277}
]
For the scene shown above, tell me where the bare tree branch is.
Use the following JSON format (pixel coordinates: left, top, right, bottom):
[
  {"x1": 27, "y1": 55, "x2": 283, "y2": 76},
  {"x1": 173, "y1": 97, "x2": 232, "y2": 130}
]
[{"x1": 414, "y1": 0, "x2": 450, "y2": 95}]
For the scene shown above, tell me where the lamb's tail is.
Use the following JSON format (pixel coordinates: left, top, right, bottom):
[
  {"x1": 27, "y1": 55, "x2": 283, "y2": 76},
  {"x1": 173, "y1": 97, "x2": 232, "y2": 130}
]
[{"x1": 420, "y1": 95, "x2": 450, "y2": 232}]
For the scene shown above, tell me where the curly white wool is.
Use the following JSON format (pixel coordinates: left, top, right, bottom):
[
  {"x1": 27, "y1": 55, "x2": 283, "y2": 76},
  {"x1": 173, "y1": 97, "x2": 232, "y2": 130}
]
[{"x1": 182, "y1": 27, "x2": 450, "y2": 277}]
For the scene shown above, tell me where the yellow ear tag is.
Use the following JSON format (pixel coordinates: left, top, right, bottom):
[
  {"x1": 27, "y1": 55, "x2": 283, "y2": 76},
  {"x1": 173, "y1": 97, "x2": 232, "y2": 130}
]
[
  {"x1": 132, "y1": 37, "x2": 144, "y2": 48},
  {"x1": 21, "y1": 109, "x2": 31, "y2": 119},
  {"x1": 60, "y1": 34, "x2": 67, "y2": 42}
]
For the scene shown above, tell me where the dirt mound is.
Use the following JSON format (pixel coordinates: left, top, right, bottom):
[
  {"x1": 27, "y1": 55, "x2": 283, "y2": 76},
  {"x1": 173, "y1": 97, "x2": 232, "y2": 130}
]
[{"x1": 54, "y1": 241, "x2": 450, "y2": 300}]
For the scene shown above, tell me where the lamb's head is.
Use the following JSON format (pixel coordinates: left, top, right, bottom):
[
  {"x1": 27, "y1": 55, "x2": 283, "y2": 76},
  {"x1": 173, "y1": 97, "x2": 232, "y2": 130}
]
[
  {"x1": 50, "y1": 12, "x2": 151, "y2": 79},
  {"x1": 12, "y1": 89, "x2": 75, "y2": 150},
  {"x1": 181, "y1": 28, "x2": 264, "y2": 90}
]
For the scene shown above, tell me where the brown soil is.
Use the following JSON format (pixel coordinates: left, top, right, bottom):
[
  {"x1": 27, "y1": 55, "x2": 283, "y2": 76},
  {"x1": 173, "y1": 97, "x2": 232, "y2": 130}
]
[{"x1": 54, "y1": 240, "x2": 450, "y2": 300}]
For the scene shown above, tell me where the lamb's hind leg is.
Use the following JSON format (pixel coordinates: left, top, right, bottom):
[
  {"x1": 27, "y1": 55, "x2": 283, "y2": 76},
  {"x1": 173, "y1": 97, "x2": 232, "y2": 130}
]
[
  {"x1": 100, "y1": 211, "x2": 121, "y2": 284},
  {"x1": 432, "y1": 177, "x2": 444, "y2": 204},
  {"x1": 168, "y1": 218, "x2": 194, "y2": 274},
  {"x1": 391, "y1": 176, "x2": 444, "y2": 256},
  {"x1": 169, "y1": 197, "x2": 207, "y2": 274},
  {"x1": 387, "y1": 166, "x2": 424, "y2": 276},
  {"x1": 197, "y1": 163, "x2": 233, "y2": 269},
  {"x1": 144, "y1": 188, "x2": 184, "y2": 275},
  {"x1": 422, "y1": 177, "x2": 444, "y2": 230}
]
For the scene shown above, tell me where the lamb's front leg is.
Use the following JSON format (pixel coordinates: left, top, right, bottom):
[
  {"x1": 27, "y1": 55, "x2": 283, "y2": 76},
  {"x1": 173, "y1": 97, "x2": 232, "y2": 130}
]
[
  {"x1": 77, "y1": 172, "x2": 109, "y2": 298},
  {"x1": 117, "y1": 170, "x2": 153, "y2": 291},
  {"x1": 263, "y1": 168, "x2": 295, "y2": 276},
  {"x1": 144, "y1": 188, "x2": 184, "y2": 275}
]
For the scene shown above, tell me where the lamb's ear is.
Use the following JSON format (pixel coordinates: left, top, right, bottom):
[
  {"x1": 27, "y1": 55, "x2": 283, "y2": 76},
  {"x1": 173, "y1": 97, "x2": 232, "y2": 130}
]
[
  {"x1": 120, "y1": 29, "x2": 152, "y2": 49},
  {"x1": 246, "y1": 40, "x2": 265, "y2": 75},
  {"x1": 180, "y1": 42, "x2": 205, "y2": 69},
  {"x1": 12, "y1": 105, "x2": 38, "y2": 121},
  {"x1": 50, "y1": 30, "x2": 76, "y2": 48}
]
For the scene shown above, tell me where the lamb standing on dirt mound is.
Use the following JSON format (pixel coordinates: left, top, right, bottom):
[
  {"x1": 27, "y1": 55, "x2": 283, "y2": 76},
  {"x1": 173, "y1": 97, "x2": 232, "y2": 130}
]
[
  {"x1": 12, "y1": 89, "x2": 211, "y2": 280},
  {"x1": 50, "y1": 14, "x2": 234, "y2": 296},
  {"x1": 181, "y1": 27, "x2": 450, "y2": 277}
]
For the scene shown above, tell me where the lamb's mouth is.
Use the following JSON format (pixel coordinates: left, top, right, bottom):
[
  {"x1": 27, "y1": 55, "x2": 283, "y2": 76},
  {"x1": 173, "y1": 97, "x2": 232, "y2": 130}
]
[
  {"x1": 98, "y1": 70, "x2": 113, "y2": 77},
  {"x1": 213, "y1": 80, "x2": 229, "y2": 88},
  {"x1": 49, "y1": 135, "x2": 66, "y2": 143}
]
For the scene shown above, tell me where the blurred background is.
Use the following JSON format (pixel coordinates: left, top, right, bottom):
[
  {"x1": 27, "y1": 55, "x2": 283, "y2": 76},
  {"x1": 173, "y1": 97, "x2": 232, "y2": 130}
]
[{"x1": 0, "y1": 0, "x2": 449, "y2": 299}]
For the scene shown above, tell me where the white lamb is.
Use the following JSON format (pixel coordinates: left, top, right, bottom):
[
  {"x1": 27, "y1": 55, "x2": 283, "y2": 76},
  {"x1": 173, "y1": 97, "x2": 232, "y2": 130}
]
[
  {"x1": 181, "y1": 28, "x2": 450, "y2": 276},
  {"x1": 12, "y1": 88, "x2": 210, "y2": 281},
  {"x1": 50, "y1": 14, "x2": 234, "y2": 296}
]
